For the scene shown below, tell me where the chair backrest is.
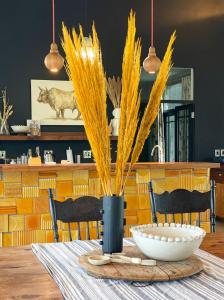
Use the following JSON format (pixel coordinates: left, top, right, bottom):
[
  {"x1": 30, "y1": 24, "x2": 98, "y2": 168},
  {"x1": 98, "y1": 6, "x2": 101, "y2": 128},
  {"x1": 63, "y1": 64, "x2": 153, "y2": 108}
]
[
  {"x1": 48, "y1": 189, "x2": 102, "y2": 242},
  {"x1": 149, "y1": 180, "x2": 216, "y2": 232}
]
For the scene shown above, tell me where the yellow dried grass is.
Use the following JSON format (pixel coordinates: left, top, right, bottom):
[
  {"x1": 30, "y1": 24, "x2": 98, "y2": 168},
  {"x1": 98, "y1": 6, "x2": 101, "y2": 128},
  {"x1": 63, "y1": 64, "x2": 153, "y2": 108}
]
[
  {"x1": 106, "y1": 76, "x2": 122, "y2": 108},
  {"x1": 62, "y1": 11, "x2": 176, "y2": 196},
  {"x1": 115, "y1": 11, "x2": 142, "y2": 195},
  {"x1": 62, "y1": 23, "x2": 112, "y2": 195}
]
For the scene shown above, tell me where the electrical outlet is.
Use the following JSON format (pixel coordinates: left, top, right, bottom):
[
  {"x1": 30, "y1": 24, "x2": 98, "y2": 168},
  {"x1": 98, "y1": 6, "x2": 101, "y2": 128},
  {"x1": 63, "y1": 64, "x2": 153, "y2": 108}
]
[
  {"x1": 83, "y1": 150, "x2": 92, "y2": 159},
  {"x1": 221, "y1": 149, "x2": 224, "y2": 157},
  {"x1": 0, "y1": 150, "x2": 6, "y2": 159},
  {"x1": 215, "y1": 149, "x2": 221, "y2": 157}
]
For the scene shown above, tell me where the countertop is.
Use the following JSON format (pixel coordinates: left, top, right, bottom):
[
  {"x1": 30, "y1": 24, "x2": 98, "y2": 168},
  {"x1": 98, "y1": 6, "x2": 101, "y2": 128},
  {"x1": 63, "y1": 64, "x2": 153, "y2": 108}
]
[{"x1": 0, "y1": 162, "x2": 219, "y2": 172}]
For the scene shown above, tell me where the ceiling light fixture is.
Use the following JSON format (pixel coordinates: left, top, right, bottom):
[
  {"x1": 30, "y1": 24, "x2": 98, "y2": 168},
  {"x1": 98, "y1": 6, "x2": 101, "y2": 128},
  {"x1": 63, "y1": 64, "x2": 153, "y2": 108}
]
[
  {"x1": 143, "y1": 0, "x2": 161, "y2": 74},
  {"x1": 44, "y1": 0, "x2": 64, "y2": 73},
  {"x1": 81, "y1": 0, "x2": 94, "y2": 61}
]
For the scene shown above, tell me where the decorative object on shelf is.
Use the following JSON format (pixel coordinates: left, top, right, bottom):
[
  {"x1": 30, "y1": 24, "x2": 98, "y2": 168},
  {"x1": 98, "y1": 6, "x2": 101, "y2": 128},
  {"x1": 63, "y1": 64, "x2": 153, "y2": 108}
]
[
  {"x1": 66, "y1": 146, "x2": 74, "y2": 163},
  {"x1": 29, "y1": 120, "x2": 41, "y2": 136},
  {"x1": 143, "y1": 0, "x2": 161, "y2": 74},
  {"x1": 0, "y1": 88, "x2": 13, "y2": 135},
  {"x1": 107, "y1": 76, "x2": 122, "y2": 136},
  {"x1": 44, "y1": 0, "x2": 64, "y2": 73},
  {"x1": 62, "y1": 11, "x2": 175, "y2": 253},
  {"x1": 131, "y1": 223, "x2": 206, "y2": 261},
  {"x1": 31, "y1": 80, "x2": 83, "y2": 125},
  {"x1": 11, "y1": 125, "x2": 29, "y2": 134}
]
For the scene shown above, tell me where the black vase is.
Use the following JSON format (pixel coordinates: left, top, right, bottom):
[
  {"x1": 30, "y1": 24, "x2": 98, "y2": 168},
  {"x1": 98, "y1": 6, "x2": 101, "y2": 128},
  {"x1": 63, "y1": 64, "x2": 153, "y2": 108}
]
[{"x1": 101, "y1": 196, "x2": 125, "y2": 254}]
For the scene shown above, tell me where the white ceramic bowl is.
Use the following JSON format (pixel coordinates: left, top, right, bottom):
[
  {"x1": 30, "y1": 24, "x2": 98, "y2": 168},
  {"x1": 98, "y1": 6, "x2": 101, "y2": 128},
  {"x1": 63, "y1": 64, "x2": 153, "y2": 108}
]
[
  {"x1": 11, "y1": 125, "x2": 29, "y2": 133},
  {"x1": 130, "y1": 223, "x2": 206, "y2": 261}
]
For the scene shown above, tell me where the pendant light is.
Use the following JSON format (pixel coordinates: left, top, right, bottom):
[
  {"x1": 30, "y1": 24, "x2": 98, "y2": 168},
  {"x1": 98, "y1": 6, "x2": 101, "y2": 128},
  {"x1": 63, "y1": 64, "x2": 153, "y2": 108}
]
[
  {"x1": 143, "y1": 0, "x2": 161, "y2": 74},
  {"x1": 44, "y1": 0, "x2": 64, "y2": 73},
  {"x1": 81, "y1": 0, "x2": 94, "y2": 61}
]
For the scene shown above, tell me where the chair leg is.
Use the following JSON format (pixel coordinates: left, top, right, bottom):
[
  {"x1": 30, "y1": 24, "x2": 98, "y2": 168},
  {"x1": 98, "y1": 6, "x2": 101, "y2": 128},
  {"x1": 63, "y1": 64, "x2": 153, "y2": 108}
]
[
  {"x1": 68, "y1": 223, "x2": 72, "y2": 241},
  {"x1": 78, "y1": 222, "x2": 81, "y2": 240},
  {"x1": 210, "y1": 179, "x2": 216, "y2": 233},
  {"x1": 96, "y1": 221, "x2": 100, "y2": 239},
  {"x1": 53, "y1": 223, "x2": 59, "y2": 242},
  {"x1": 148, "y1": 181, "x2": 158, "y2": 224},
  {"x1": 86, "y1": 222, "x2": 90, "y2": 240}
]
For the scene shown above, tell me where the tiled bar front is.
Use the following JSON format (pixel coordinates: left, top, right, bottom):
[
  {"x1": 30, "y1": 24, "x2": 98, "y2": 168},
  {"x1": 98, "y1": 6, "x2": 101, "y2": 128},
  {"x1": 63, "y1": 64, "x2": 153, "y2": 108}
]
[{"x1": 0, "y1": 164, "x2": 214, "y2": 247}]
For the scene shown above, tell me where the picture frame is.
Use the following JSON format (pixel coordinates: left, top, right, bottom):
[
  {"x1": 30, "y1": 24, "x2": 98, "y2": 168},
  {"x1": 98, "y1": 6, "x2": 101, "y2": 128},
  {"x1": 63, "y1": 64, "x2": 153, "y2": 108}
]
[{"x1": 31, "y1": 80, "x2": 83, "y2": 125}]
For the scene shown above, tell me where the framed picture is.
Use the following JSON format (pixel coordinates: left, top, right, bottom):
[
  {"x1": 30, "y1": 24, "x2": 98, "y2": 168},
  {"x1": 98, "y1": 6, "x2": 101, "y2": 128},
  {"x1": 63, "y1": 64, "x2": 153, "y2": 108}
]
[{"x1": 31, "y1": 80, "x2": 83, "y2": 125}]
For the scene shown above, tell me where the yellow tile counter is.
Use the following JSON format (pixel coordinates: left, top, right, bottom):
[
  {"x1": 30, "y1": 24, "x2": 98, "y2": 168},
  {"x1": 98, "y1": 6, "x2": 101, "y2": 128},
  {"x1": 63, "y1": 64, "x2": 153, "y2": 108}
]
[{"x1": 0, "y1": 162, "x2": 219, "y2": 247}]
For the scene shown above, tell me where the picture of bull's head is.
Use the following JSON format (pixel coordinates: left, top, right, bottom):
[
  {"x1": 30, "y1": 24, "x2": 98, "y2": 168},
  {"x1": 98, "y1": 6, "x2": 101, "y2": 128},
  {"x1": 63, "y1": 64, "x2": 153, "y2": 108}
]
[{"x1": 37, "y1": 87, "x2": 50, "y2": 103}]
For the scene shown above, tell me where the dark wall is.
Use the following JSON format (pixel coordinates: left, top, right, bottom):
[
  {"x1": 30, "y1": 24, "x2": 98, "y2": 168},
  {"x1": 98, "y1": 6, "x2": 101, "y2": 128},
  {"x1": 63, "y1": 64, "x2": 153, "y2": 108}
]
[{"x1": 0, "y1": 0, "x2": 223, "y2": 161}]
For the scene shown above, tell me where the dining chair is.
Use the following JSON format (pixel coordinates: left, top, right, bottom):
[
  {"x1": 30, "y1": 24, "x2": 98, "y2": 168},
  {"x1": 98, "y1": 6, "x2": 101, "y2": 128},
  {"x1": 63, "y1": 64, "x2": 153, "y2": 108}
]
[
  {"x1": 148, "y1": 180, "x2": 216, "y2": 232},
  {"x1": 48, "y1": 188, "x2": 102, "y2": 242}
]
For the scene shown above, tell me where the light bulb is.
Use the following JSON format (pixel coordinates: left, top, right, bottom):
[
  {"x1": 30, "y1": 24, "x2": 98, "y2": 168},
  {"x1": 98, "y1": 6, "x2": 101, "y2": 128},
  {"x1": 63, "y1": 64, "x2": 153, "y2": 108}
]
[
  {"x1": 143, "y1": 46, "x2": 161, "y2": 74},
  {"x1": 44, "y1": 43, "x2": 64, "y2": 73}
]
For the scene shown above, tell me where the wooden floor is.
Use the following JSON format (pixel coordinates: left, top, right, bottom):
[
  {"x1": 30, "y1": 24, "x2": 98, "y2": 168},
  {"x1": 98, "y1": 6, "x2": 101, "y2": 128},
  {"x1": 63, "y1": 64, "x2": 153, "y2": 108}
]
[{"x1": 0, "y1": 233, "x2": 224, "y2": 299}]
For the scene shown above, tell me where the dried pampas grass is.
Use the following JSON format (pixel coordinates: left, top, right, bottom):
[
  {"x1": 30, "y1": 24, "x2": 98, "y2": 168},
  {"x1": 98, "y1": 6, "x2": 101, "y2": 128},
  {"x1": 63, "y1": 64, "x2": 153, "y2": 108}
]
[
  {"x1": 62, "y1": 10, "x2": 176, "y2": 196},
  {"x1": 62, "y1": 23, "x2": 112, "y2": 195},
  {"x1": 106, "y1": 76, "x2": 122, "y2": 108}
]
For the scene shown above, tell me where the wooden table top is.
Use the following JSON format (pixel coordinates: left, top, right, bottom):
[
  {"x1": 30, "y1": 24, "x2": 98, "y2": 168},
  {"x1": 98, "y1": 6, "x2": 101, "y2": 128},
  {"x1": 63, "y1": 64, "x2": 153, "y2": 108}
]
[{"x1": 0, "y1": 233, "x2": 223, "y2": 300}]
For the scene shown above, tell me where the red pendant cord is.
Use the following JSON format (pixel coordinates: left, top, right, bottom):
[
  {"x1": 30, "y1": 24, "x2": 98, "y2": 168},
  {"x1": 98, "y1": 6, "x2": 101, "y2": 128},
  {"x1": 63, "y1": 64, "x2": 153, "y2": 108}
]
[
  {"x1": 151, "y1": 0, "x2": 154, "y2": 47},
  {"x1": 52, "y1": 0, "x2": 55, "y2": 43}
]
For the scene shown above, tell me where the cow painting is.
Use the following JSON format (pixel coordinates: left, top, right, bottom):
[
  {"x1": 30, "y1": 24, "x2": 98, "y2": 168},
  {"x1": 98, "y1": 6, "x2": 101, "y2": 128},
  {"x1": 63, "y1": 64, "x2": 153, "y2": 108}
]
[{"x1": 37, "y1": 87, "x2": 81, "y2": 120}]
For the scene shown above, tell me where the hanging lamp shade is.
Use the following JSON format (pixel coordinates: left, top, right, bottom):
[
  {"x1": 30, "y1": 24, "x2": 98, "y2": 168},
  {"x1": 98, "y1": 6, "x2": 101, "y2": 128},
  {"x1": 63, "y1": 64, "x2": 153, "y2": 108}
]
[
  {"x1": 143, "y1": 0, "x2": 161, "y2": 74},
  {"x1": 143, "y1": 46, "x2": 161, "y2": 74},
  {"x1": 81, "y1": 37, "x2": 95, "y2": 60},
  {"x1": 45, "y1": 43, "x2": 64, "y2": 73},
  {"x1": 44, "y1": 0, "x2": 64, "y2": 73}
]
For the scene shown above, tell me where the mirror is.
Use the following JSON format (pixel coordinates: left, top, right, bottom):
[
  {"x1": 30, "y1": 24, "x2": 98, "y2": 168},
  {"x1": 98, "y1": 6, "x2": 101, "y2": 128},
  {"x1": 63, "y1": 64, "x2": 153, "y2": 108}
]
[
  {"x1": 139, "y1": 67, "x2": 194, "y2": 163},
  {"x1": 140, "y1": 67, "x2": 194, "y2": 102}
]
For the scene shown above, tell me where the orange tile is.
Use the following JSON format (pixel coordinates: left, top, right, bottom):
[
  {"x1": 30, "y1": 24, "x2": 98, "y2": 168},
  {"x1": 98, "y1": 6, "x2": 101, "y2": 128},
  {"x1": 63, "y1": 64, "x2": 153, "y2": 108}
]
[
  {"x1": 0, "y1": 198, "x2": 16, "y2": 206},
  {"x1": 41, "y1": 214, "x2": 53, "y2": 230},
  {"x1": 22, "y1": 172, "x2": 39, "y2": 186},
  {"x1": 0, "y1": 206, "x2": 16, "y2": 214},
  {"x1": 33, "y1": 197, "x2": 49, "y2": 214},
  {"x1": 56, "y1": 171, "x2": 73, "y2": 181},
  {"x1": 137, "y1": 209, "x2": 151, "y2": 224},
  {"x1": 125, "y1": 195, "x2": 139, "y2": 210},
  {"x1": 136, "y1": 170, "x2": 150, "y2": 184},
  {"x1": 138, "y1": 195, "x2": 150, "y2": 210},
  {"x1": 126, "y1": 215, "x2": 138, "y2": 225},
  {"x1": 46, "y1": 230, "x2": 62, "y2": 243},
  {"x1": 4, "y1": 172, "x2": 21, "y2": 183},
  {"x1": 16, "y1": 198, "x2": 33, "y2": 214},
  {"x1": 0, "y1": 215, "x2": 8, "y2": 232},
  {"x1": 125, "y1": 209, "x2": 137, "y2": 216},
  {"x1": 73, "y1": 171, "x2": 89, "y2": 185},
  {"x1": 73, "y1": 185, "x2": 88, "y2": 196},
  {"x1": 39, "y1": 189, "x2": 49, "y2": 197},
  {"x1": 9, "y1": 215, "x2": 24, "y2": 231},
  {"x1": 0, "y1": 181, "x2": 4, "y2": 197},
  {"x1": 56, "y1": 181, "x2": 73, "y2": 197},
  {"x1": 2, "y1": 233, "x2": 12, "y2": 247},
  {"x1": 165, "y1": 170, "x2": 180, "y2": 177},
  {"x1": 4, "y1": 183, "x2": 22, "y2": 197},
  {"x1": 22, "y1": 186, "x2": 39, "y2": 198},
  {"x1": 25, "y1": 215, "x2": 40, "y2": 230}
]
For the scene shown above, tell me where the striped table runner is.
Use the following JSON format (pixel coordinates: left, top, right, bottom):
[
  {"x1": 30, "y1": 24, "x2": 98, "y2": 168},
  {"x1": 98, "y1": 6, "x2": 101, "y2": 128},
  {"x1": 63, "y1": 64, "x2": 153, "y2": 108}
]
[{"x1": 32, "y1": 239, "x2": 224, "y2": 300}]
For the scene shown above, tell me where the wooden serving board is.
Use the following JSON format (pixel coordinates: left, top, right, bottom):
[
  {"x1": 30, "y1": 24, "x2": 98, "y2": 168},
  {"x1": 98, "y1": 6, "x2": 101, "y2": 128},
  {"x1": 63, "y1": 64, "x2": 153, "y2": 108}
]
[{"x1": 79, "y1": 246, "x2": 203, "y2": 282}]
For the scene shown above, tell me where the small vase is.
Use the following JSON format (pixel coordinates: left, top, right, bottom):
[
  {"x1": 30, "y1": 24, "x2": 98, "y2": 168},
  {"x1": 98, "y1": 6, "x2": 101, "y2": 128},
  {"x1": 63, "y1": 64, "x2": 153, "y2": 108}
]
[
  {"x1": 0, "y1": 121, "x2": 10, "y2": 135},
  {"x1": 111, "y1": 108, "x2": 121, "y2": 136},
  {"x1": 101, "y1": 195, "x2": 125, "y2": 254}
]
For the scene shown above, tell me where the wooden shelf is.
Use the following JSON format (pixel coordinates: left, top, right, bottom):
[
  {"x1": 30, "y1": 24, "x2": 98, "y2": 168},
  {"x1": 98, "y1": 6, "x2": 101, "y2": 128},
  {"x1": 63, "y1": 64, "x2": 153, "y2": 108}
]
[{"x1": 0, "y1": 132, "x2": 118, "y2": 141}]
